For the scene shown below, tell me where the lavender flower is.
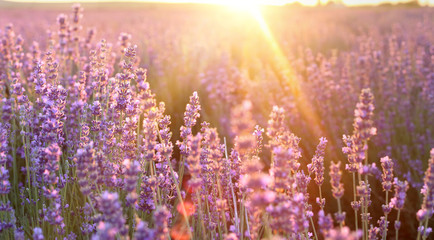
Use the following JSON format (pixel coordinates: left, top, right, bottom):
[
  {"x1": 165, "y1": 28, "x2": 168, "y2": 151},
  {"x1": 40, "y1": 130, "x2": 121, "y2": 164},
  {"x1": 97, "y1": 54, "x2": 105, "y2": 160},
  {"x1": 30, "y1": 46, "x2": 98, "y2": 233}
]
[
  {"x1": 266, "y1": 106, "x2": 286, "y2": 148},
  {"x1": 33, "y1": 227, "x2": 44, "y2": 240},
  {"x1": 253, "y1": 125, "x2": 264, "y2": 156},
  {"x1": 309, "y1": 137, "x2": 327, "y2": 186},
  {"x1": 124, "y1": 159, "x2": 140, "y2": 206},
  {"x1": 0, "y1": 167, "x2": 10, "y2": 195},
  {"x1": 318, "y1": 210, "x2": 334, "y2": 238},
  {"x1": 186, "y1": 134, "x2": 202, "y2": 191},
  {"x1": 231, "y1": 100, "x2": 256, "y2": 156},
  {"x1": 390, "y1": 178, "x2": 408, "y2": 211},
  {"x1": 240, "y1": 156, "x2": 274, "y2": 239},
  {"x1": 330, "y1": 162, "x2": 344, "y2": 199},
  {"x1": 380, "y1": 156, "x2": 394, "y2": 192},
  {"x1": 123, "y1": 159, "x2": 140, "y2": 193},
  {"x1": 368, "y1": 225, "x2": 380, "y2": 240},
  {"x1": 416, "y1": 149, "x2": 434, "y2": 240},
  {"x1": 380, "y1": 156, "x2": 394, "y2": 239},
  {"x1": 353, "y1": 88, "x2": 377, "y2": 142},
  {"x1": 377, "y1": 216, "x2": 388, "y2": 239},
  {"x1": 97, "y1": 191, "x2": 127, "y2": 236},
  {"x1": 154, "y1": 206, "x2": 171, "y2": 240},
  {"x1": 326, "y1": 227, "x2": 362, "y2": 240},
  {"x1": 43, "y1": 143, "x2": 61, "y2": 186},
  {"x1": 92, "y1": 222, "x2": 117, "y2": 240},
  {"x1": 178, "y1": 92, "x2": 201, "y2": 156},
  {"x1": 330, "y1": 161, "x2": 345, "y2": 226},
  {"x1": 134, "y1": 221, "x2": 154, "y2": 240}
]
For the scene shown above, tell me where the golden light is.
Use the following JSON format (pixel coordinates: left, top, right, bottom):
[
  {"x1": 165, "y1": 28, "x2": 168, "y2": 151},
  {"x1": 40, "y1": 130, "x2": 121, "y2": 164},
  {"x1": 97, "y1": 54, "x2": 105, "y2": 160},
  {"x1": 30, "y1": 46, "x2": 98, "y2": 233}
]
[
  {"x1": 248, "y1": 6, "x2": 326, "y2": 140},
  {"x1": 5, "y1": 0, "x2": 434, "y2": 7},
  {"x1": 214, "y1": 0, "x2": 263, "y2": 12}
]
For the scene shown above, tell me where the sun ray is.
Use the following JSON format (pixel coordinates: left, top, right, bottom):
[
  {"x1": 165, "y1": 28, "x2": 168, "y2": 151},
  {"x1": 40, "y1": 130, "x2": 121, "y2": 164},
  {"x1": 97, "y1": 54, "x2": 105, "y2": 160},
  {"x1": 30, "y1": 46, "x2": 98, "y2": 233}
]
[{"x1": 249, "y1": 8, "x2": 325, "y2": 139}]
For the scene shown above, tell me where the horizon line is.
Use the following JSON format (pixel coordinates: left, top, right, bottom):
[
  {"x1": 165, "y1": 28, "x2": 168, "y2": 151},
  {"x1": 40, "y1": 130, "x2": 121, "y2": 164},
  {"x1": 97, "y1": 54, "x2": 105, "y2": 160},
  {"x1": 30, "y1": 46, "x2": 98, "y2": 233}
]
[{"x1": 3, "y1": 0, "x2": 433, "y2": 7}]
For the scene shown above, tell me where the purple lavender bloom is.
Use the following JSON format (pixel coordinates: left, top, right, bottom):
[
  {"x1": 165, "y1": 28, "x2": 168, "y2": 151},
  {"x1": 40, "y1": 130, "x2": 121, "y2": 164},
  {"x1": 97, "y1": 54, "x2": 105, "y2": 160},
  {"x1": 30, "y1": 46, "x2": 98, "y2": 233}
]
[
  {"x1": 92, "y1": 222, "x2": 117, "y2": 240},
  {"x1": 71, "y1": 3, "x2": 83, "y2": 25},
  {"x1": 357, "y1": 181, "x2": 372, "y2": 224},
  {"x1": 178, "y1": 92, "x2": 201, "y2": 156},
  {"x1": 14, "y1": 228, "x2": 25, "y2": 240},
  {"x1": 368, "y1": 225, "x2": 380, "y2": 240},
  {"x1": 295, "y1": 171, "x2": 311, "y2": 195},
  {"x1": 266, "y1": 106, "x2": 286, "y2": 148},
  {"x1": 291, "y1": 193, "x2": 311, "y2": 234},
  {"x1": 123, "y1": 159, "x2": 140, "y2": 193},
  {"x1": 343, "y1": 89, "x2": 376, "y2": 174},
  {"x1": 75, "y1": 143, "x2": 95, "y2": 196},
  {"x1": 134, "y1": 221, "x2": 154, "y2": 240},
  {"x1": 390, "y1": 178, "x2": 409, "y2": 210},
  {"x1": 90, "y1": 101, "x2": 102, "y2": 117},
  {"x1": 118, "y1": 32, "x2": 132, "y2": 53},
  {"x1": 326, "y1": 227, "x2": 362, "y2": 240},
  {"x1": 380, "y1": 156, "x2": 394, "y2": 192},
  {"x1": 33, "y1": 227, "x2": 44, "y2": 240},
  {"x1": 97, "y1": 191, "x2": 126, "y2": 235},
  {"x1": 330, "y1": 162, "x2": 344, "y2": 199},
  {"x1": 318, "y1": 210, "x2": 334, "y2": 238},
  {"x1": 43, "y1": 143, "x2": 61, "y2": 186},
  {"x1": 418, "y1": 226, "x2": 433, "y2": 240},
  {"x1": 240, "y1": 157, "x2": 272, "y2": 191},
  {"x1": 353, "y1": 88, "x2": 377, "y2": 142},
  {"x1": 377, "y1": 216, "x2": 388, "y2": 239},
  {"x1": 154, "y1": 206, "x2": 171, "y2": 240},
  {"x1": 186, "y1": 134, "x2": 202, "y2": 191},
  {"x1": 342, "y1": 134, "x2": 361, "y2": 172},
  {"x1": 124, "y1": 159, "x2": 140, "y2": 206},
  {"x1": 139, "y1": 175, "x2": 157, "y2": 213},
  {"x1": 0, "y1": 123, "x2": 9, "y2": 166},
  {"x1": 416, "y1": 149, "x2": 434, "y2": 239},
  {"x1": 253, "y1": 125, "x2": 264, "y2": 156},
  {"x1": 315, "y1": 137, "x2": 328, "y2": 157},
  {"x1": 231, "y1": 100, "x2": 256, "y2": 156},
  {"x1": 0, "y1": 167, "x2": 10, "y2": 195},
  {"x1": 240, "y1": 156, "x2": 274, "y2": 239},
  {"x1": 309, "y1": 137, "x2": 327, "y2": 186}
]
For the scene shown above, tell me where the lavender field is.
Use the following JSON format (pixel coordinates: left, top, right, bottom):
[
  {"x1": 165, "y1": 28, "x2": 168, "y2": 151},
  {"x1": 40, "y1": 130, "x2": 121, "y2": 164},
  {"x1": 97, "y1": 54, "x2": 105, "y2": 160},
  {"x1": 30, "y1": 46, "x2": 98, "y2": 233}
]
[{"x1": 0, "y1": 2, "x2": 433, "y2": 240}]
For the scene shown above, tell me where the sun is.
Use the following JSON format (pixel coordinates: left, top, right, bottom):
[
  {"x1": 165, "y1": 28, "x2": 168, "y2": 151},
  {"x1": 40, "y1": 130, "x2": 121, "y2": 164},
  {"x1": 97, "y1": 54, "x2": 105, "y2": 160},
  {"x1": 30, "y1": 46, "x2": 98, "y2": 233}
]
[{"x1": 216, "y1": 0, "x2": 264, "y2": 11}]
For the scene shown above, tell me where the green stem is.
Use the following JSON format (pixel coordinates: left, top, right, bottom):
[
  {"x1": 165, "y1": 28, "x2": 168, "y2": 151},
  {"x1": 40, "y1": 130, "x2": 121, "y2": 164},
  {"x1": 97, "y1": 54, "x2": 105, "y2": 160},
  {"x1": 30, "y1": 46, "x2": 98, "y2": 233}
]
[
  {"x1": 319, "y1": 186, "x2": 324, "y2": 210},
  {"x1": 216, "y1": 175, "x2": 228, "y2": 234},
  {"x1": 244, "y1": 208, "x2": 250, "y2": 238},
  {"x1": 364, "y1": 141, "x2": 369, "y2": 240},
  {"x1": 416, "y1": 221, "x2": 422, "y2": 240},
  {"x1": 310, "y1": 216, "x2": 319, "y2": 240},
  {"x1": 224, "y1": 138, "x2": 239, "y2": 234},
  {"x1": 382, "y1": 191, "x2": 389, "y2": 240},
  {"x1": 337, "y1": 198, "x2": 343, "y2": 229},
  {"x1": 395, "y1": 210, "x2": 400, "y2": 240},
  {"x1": 195, "y1": 190, "x2": 207, "y2": 240},
  {"x1": 167, "y1": 162, "x2": 192, "y2": 240},
  {"x1": 352, "y1": 172, "x2": 359, "y2": 233},
  {"x1": 422, "y1": 216, "x2": 429, "y2": 240},
  {"x1": 240, "y1": 194, "x2": 245, "y2": 240},
  {"x1": 148, "y1": 162, "x2": 160, "y2": 206}
]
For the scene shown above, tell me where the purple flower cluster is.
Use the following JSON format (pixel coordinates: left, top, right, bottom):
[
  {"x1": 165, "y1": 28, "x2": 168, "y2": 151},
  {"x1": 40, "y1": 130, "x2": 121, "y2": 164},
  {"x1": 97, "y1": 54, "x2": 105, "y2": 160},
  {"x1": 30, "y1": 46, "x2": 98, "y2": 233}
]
[
  {"x1": 178, "y1": 92, "x2": 201, "y2": 156},
  {"x1": 0, "y1": 4, "x2": 432, "y2": 240},
  {"x1": 417, "y1": 149, "x2": 434, "y2": 239}
]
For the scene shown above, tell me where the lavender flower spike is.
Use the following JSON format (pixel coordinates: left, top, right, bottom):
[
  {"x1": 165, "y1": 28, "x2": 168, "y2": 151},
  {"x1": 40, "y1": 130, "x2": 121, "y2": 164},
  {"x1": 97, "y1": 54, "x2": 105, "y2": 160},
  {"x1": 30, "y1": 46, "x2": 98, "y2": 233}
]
[
  {"x1": 416, "y1": 149, "x2": 434, "y2": 240},
  {"x1": 33, "y1": 227, "x2": 44, "y2": 240},
  {"x1": 178, "y1": 91, "x2": 201, "y2": 156}
]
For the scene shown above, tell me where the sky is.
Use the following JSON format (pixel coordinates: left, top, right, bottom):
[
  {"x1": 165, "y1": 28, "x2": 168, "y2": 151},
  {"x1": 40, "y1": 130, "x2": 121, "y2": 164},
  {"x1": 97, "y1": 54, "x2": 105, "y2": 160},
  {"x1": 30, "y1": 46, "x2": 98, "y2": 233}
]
[{"x1": 4, "y1": 0, "x2": 433, "y2": 6}]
